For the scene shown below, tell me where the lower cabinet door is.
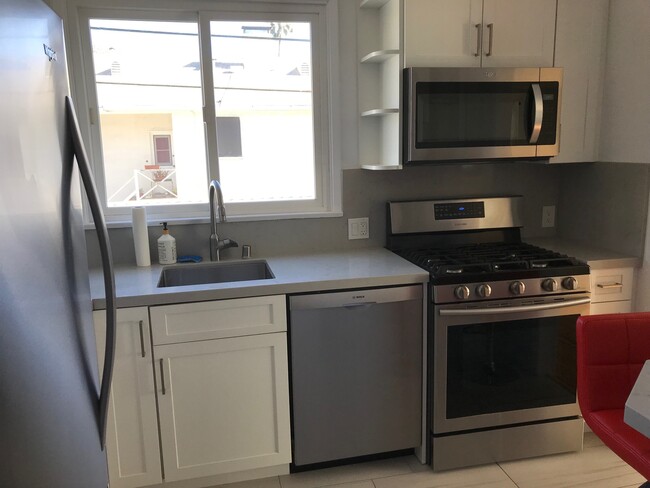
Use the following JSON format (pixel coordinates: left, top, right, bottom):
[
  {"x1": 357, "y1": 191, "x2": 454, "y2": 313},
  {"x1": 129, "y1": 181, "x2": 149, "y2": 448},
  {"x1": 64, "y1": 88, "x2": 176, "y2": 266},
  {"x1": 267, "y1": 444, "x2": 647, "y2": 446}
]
[
  {"x1": 94, "y1": 308, "x2": 162, "y2": 488},
  {"x1": 155, "y1": 333, "x2": 291, "y2": 482}
]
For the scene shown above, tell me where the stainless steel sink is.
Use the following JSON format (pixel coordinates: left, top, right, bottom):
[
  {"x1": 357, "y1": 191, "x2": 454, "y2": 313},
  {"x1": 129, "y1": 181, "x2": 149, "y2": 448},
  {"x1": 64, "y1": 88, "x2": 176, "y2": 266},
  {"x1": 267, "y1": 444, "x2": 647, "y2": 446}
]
[{"x1": 157, "y1": 260, "x2": 274, "y2": 288}]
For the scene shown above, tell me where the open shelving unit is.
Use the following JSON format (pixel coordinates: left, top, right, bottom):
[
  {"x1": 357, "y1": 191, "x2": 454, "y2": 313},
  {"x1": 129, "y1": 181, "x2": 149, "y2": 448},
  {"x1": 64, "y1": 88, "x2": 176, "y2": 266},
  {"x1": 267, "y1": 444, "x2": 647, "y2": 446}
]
[{"x1": 358, "y1": 0, "x2": 403, "y2": 170}]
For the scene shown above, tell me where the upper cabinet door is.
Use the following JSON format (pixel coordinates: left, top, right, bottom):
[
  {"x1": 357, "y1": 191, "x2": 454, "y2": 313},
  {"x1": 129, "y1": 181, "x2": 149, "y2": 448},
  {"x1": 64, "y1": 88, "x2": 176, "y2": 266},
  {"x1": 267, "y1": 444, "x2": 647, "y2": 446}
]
[
  {"x1": 404, "y1": 0, "x2": 483, "y2": 67},
  {"x1": 553, "y1": 0, "x2": 608, "y2": 163},
  {"x1": 481, "y1": 0, "x2": 556, "y2": 67}
]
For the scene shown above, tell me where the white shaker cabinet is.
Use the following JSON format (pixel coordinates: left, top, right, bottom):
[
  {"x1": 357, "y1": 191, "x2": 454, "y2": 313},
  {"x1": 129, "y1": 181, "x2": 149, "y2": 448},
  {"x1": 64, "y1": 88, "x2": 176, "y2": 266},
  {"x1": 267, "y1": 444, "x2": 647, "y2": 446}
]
[
  {"x1": 93, "y1": 308, "x2": 162, "y2": 488},
  {"x1": 404, "y1": 0, "x2": 482, "y2": 68},
  {"x1": 589, "y1": 267, "x2": 635, "y2": 315},
  {"x1": 149, "y1": 296, "x2": 291, "y2": 483},
  {"x1": 553, "y1": 0, "x2": 609, "y2": 163},
  {"x1": 403, "y1": 0, "x2": 556, "y2": 68}
]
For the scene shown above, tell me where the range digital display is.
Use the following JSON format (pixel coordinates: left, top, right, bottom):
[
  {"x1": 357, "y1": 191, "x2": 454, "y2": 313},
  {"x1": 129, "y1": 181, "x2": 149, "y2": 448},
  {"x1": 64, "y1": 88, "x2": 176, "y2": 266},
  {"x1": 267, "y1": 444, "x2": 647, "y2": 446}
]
[{"x1": 434, "y1": 201, "x2": 485, "y2": 220}]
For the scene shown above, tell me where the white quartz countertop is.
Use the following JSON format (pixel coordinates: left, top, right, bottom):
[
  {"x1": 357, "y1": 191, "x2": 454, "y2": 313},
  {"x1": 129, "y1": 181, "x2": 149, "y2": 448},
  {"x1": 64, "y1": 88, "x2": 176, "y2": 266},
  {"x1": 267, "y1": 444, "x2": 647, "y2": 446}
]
[
  {"x1": 90, "y1": 248, "x2": 429, "y2": 310},
  {"x1": 527, "y1": 237, "x2": 641, "y2": 270},
  {"x1": 625, "y1": 360, "x2": 650, "y2": 439}
]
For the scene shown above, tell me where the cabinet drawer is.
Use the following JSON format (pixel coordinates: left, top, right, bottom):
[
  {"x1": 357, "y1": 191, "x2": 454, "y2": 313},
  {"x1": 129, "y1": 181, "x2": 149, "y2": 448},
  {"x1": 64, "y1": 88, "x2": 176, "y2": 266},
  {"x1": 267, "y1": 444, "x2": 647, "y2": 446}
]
[
  {"x1": 590, "y1": 268, "x2": 634, "y2": 304},
  {"x1": 150, "y1": 295, "x2": 286, "y2": 345}
]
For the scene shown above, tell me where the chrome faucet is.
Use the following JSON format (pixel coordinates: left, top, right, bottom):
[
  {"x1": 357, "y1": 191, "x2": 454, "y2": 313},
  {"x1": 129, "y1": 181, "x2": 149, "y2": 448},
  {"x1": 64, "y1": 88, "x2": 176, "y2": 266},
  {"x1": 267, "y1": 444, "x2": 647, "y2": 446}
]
[{"x1": 209, "y1": 179, "x2": 238, "y2": 261}]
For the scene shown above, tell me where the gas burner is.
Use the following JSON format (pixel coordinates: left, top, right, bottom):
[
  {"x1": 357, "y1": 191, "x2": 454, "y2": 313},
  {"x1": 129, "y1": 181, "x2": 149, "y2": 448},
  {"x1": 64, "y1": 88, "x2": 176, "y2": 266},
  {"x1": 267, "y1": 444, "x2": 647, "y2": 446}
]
[
  {"x1": 387, "y1": 198, "x2": 590, "y2": 291},
  {"x1": 393, "y1": 242, "x2": 588, "y2": 285}
]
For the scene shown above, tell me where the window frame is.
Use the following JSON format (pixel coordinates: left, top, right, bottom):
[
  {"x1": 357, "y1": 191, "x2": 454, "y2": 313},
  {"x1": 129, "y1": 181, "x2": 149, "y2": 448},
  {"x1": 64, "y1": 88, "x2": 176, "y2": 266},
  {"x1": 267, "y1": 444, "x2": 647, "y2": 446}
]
[{"x1": 67, "y1": 0, "x2": 341, "y2": 226}]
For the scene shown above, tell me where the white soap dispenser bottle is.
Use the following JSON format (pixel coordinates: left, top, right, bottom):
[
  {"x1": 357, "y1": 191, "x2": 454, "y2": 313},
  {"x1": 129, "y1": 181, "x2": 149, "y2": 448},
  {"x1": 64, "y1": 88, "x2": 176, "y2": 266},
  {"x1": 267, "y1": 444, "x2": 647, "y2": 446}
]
[{"x1": 157, "y1": 222, "x2": 177, "y2": 265}]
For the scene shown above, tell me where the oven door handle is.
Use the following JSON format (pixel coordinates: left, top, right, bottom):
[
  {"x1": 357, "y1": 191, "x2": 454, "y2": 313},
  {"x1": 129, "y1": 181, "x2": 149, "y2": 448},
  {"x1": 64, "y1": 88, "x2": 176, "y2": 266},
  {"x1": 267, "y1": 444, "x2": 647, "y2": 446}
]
[{"x1": 439, "y1": 297, "x2": 590, "y2": 316}]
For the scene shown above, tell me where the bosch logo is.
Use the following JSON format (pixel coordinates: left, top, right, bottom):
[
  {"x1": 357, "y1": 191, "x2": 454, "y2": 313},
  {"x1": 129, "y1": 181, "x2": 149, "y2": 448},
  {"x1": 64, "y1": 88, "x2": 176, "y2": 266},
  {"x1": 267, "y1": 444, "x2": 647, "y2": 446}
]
[{"x1": 352, "y1": 295, "x2": 365, "y2": 300}]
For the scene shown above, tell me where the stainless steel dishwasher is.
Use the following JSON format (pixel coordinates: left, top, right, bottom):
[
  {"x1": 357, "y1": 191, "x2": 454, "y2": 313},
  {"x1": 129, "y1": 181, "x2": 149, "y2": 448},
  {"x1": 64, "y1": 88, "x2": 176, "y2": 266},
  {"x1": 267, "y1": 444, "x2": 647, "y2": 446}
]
[{"x1": 289, "y1": 285, "x2": 423, "y2": 467}]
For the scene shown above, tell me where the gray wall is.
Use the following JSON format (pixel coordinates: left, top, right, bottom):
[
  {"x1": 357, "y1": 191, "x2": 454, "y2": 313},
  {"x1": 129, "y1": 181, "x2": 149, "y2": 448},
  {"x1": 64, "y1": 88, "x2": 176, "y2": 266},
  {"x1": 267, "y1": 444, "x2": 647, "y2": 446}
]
[
  {"x1": 87, "y1": 161, "x2": 565, "y2": 266},
  {"x1": 557, "y1": 162, "x2": 650, "y2": 258}
]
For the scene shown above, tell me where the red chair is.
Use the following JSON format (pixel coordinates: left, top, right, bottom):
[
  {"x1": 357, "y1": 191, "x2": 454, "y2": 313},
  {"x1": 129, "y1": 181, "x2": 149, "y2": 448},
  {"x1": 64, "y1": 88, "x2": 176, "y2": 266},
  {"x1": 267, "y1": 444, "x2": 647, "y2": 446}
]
[{"x1": 576, "y1": 313, "x2": 650, "y2": 486}]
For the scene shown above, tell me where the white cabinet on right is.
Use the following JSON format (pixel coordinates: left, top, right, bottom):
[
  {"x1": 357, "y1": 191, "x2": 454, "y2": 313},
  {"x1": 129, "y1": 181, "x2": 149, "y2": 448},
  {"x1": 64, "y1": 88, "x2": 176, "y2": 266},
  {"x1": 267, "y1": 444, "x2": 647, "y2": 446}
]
[
  {"x1": 404, "y1": 0, "x2": 556, "y2": 68},
  {"x1": 553, "y1": 0, "x2": 609, "y2": 163},
  {"x1": 590, "y1": 267, "x2": 635, "y2": 315}
]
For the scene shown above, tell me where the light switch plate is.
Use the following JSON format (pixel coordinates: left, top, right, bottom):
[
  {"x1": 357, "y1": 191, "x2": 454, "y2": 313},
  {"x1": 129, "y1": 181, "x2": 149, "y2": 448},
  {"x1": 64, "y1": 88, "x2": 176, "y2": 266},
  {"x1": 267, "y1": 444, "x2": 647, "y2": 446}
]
[{"x1": 348, "y1": 217, "x2": 369, "y2": 240}]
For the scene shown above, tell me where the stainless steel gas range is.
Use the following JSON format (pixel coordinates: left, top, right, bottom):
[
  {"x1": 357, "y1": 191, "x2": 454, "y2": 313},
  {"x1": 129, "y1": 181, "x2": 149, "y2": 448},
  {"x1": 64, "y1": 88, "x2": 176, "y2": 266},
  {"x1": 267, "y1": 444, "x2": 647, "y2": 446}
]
[{"x1": 387, "y1": 196, "x2": 589, "y2": 471}]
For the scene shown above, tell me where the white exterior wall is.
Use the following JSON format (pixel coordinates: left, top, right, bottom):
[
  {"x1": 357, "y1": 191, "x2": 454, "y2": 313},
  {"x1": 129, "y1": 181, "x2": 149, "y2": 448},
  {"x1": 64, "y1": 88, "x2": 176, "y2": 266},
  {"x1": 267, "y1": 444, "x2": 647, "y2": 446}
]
[{"x1": 171, "y1": 111, "x2": 208, "y2": 203}]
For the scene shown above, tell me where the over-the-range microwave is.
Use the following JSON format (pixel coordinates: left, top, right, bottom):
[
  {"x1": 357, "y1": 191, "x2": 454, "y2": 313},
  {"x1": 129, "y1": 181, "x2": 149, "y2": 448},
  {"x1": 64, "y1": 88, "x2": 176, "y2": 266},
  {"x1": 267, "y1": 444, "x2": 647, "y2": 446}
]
[{"x1": 403, "y1": 67, "x2": 562, "y2": 163}]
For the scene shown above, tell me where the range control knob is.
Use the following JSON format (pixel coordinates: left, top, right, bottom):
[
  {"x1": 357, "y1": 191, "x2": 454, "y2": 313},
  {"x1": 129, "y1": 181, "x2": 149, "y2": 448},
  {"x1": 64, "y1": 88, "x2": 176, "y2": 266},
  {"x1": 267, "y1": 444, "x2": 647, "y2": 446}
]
[
  {"x1": 510, "y1": 281, "x2": 526, "y2": 296},
  {"x1": 562, "y1": 277, "x2": 579, "y2": 290},
  {"x1": 541, "y1": 278, "x2": 558, "y2": 292},
  {"x1": 476, "y1": 284, "x2": 492, "y2": 298},
  {"x1": 454, "y1": 285, "x2": 471, "y2": 300}
]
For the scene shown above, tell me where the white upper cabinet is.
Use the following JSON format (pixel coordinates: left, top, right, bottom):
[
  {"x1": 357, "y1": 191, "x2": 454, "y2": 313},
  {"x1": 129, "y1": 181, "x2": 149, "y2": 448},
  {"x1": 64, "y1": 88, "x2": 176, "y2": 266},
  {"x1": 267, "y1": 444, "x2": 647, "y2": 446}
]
[
  {"x1": 403, "y1": 0, "x2": 556, "y2": 68},
  {"x1": 405, "y1": 0, "x2": 483, "y2": 68},
  {"x1": 553, "y1": 0, "x2": 608, "y2": 163},
  {"x1": 480, "y1": 0, "x2": 556, "y2": 68}
]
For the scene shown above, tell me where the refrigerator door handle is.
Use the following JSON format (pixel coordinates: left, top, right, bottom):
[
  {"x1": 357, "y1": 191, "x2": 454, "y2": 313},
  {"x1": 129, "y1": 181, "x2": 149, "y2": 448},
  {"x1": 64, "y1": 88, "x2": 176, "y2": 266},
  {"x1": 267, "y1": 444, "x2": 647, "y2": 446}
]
[{"x1": 65, "y1": 96, "x2": 116, "y2": 450}]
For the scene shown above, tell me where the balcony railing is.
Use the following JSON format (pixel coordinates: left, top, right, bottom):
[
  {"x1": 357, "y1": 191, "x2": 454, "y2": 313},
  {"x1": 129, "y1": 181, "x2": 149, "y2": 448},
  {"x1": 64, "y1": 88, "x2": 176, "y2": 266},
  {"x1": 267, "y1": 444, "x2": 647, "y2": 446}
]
[{"x1": 108, "y1": 168, "x2": 177, "y2": 204}]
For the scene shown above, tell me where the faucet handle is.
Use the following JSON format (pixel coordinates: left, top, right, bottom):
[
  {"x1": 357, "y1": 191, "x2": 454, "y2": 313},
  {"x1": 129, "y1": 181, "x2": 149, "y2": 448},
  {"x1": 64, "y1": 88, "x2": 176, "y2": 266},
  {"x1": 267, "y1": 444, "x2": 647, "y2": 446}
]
[{"x1": 217, "y1": 238, "x2": 239, "y2": 250}]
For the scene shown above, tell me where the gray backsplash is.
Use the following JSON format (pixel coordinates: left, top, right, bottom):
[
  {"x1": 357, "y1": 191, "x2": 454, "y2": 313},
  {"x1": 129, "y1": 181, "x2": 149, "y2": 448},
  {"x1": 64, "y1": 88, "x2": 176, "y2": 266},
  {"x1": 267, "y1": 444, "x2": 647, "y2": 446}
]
[
  {"x1": 557, "y1": 161, "x2": 650, "y2": 257},
  {"x1": 86, "y1": 161, "x2": 648, "y2": 267}
]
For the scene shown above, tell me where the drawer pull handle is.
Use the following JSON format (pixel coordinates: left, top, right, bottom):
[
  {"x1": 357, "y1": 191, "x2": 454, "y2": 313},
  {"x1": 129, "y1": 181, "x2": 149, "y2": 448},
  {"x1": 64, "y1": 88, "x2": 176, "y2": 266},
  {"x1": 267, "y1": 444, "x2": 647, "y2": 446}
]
[
  {"x1": 138, "y1": 320, "x2": 146, "y2": 358},
  {"x1": 596, "y1": 282, "x2": 623, "y2": 289},
  {"x1": 159, "y1": 359, "x2": 166, "y2": 395}
]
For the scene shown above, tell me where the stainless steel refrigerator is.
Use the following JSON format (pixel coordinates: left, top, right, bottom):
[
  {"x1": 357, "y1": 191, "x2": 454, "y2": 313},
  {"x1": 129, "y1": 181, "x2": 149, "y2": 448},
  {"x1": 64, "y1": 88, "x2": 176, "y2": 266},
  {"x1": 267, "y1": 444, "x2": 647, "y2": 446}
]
[{"x1": 0, "y1": 0, "x2": 116, "y2": 486}]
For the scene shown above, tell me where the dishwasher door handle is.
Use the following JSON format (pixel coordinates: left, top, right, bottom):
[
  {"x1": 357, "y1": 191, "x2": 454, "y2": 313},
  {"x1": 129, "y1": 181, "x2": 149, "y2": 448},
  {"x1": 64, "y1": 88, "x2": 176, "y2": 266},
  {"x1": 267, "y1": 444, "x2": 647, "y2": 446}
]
[
  {"x1": 290, "y1": 285, "x2": 422, "y2": 311},
  {"x1": 343, "y1": 302, "x2": 376, "y2": 310}
]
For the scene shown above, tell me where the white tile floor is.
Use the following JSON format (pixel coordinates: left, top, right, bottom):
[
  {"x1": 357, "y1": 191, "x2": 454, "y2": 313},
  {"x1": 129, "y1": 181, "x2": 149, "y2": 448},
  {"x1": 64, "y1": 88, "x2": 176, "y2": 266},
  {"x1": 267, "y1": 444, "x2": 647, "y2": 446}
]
[{"x1": 213, "y1": 433, "x2": 647, "y2": 488}]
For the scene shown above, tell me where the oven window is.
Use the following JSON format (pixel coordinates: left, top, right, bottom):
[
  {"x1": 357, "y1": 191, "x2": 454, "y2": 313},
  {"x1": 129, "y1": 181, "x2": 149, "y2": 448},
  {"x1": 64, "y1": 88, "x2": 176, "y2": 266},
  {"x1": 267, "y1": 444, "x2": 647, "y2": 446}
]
[{"x1": 446, "y1": 314, "x2": 577, "y2": 419}]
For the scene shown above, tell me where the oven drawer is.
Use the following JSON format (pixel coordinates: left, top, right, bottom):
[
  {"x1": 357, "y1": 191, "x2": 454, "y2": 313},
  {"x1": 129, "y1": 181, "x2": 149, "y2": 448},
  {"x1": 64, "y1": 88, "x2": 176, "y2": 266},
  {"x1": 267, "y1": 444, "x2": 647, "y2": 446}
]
[{"x1": 590, "y1": 267, "x2": 634, "y2": 304}]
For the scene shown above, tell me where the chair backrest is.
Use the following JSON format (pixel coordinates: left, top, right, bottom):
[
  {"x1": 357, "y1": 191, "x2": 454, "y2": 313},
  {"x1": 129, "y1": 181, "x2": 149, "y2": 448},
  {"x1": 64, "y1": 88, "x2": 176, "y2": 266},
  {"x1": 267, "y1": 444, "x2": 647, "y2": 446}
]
[{"x1": 577, "y1": 313, "x2": 650, "y2": 415}]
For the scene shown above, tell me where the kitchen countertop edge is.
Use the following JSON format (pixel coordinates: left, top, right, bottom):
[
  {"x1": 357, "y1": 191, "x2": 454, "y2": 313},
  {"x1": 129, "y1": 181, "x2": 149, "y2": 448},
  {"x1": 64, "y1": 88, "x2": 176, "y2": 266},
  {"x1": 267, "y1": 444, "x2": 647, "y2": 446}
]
[{"x1": 90, "y1": 248, "x2": 429, "y2": 310}]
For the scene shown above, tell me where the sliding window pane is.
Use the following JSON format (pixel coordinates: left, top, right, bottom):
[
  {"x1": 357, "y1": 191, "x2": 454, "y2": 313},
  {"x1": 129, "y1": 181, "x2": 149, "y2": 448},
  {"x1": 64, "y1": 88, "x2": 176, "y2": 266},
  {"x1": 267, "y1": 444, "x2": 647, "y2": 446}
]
[
  {"x1": 89, "y1": 19, "x2": 207, "y2": 207},
  {"x1": 210, "y1": 20, "x2": 315, "y2": 204}
]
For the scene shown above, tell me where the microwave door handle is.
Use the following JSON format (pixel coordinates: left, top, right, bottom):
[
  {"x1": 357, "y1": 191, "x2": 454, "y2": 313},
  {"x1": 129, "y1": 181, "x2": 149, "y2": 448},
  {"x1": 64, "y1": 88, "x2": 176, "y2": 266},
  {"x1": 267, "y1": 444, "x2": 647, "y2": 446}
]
[{"x1": 530, "y1": 83, "x2": 544, "y2": 144}]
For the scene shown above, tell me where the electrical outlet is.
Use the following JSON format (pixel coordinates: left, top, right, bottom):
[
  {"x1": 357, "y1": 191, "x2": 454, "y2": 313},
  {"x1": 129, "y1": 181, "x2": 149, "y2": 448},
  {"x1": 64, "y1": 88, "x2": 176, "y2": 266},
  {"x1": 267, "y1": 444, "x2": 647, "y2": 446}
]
[
  {"x1": 542, "y1": 205, "x2": 556, "y2": 228},
  {"x1": 348, "y1": 217, "x2": 369, "y2": 240}
]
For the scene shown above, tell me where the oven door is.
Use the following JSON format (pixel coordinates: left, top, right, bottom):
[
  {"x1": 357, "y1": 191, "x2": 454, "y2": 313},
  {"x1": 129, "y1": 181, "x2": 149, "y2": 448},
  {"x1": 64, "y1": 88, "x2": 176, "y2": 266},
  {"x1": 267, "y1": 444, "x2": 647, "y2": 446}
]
[{"x1": 433, "y1": 294, "x2": 589, "y2": 434}]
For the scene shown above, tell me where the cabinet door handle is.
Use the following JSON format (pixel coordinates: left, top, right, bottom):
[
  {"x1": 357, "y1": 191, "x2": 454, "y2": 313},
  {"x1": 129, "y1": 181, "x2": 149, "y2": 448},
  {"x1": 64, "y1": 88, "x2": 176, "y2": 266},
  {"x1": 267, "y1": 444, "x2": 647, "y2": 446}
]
[
  {"x1": 596, "y1": 282, "x2": 623, "y2": 289},
  {"x1": 138, "y1": 320, "x2": 146, "y2": 358},
  {"x1": 485, "y1": 23, "x2": 494, "y2": 56},
  {"x1": 159, "y1": 358, "x2": 166, "y2": 395},
  {"x1": 474, "y1": 23, "x2": 482, "y2": 57}
]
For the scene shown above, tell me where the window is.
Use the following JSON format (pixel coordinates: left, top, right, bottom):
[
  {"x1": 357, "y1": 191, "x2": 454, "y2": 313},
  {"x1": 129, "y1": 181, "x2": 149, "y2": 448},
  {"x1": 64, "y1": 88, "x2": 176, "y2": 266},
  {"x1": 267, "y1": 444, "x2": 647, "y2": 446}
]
[{"x1": 72, "y1": 1, "x2": 340, "y2": 223}]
